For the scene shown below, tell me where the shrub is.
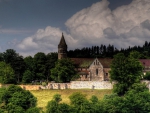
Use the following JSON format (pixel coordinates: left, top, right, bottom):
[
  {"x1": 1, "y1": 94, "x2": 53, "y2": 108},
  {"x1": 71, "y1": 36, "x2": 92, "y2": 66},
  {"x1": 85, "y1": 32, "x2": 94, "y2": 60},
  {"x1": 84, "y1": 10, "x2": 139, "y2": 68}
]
[
  {"x1": 26, "y1": 107, "x2": 40, "y2": 113},
  {"x1": 0, "y1": 85, "x2": 37, "y2": 112},
  {"x1": 143, "y1": 72, "x2": 150, "y2": 80}
]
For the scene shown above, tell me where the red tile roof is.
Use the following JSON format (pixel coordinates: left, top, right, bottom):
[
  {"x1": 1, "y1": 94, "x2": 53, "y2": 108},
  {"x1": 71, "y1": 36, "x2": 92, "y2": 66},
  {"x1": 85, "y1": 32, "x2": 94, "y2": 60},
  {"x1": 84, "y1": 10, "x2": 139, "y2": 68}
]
[
  {"x1": 139, "y1": 59, "x2": 150, "y2": 67},
  {"x1": 71, "y1": 58, "x2": 112, "y2": 68},
  {"x1": 97, "y1": 58, "x2": 113, "y2": 68},
  {"x1": 71, "y1": 58, "x2": 94, "y2": 67},
  {"x1": 71, "y1": 58, "x2": 150, "y2": 68}
]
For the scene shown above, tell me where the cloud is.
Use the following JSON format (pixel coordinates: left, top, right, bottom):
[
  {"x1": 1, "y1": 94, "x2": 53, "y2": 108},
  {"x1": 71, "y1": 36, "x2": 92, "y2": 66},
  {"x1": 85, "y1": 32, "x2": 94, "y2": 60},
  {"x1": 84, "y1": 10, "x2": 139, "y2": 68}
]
[
  {"x1": 16, "y1": 0, "x2": 150, "y2": 56},
  {"x1": 0, "y1": 28, "x2": 34, "y2": 34},
  {"x1": 16, "y1": 26, "x2": 77, "y2": 56},
  {"x1": 103, "y1": 27, "x2": 118, "y2": 39},
  {"x1": 141, "y1": 20, "x2": 150, "y2": 31},
  {"x1": 65, "y1": 0, "x2": 150, "y2": 48}
]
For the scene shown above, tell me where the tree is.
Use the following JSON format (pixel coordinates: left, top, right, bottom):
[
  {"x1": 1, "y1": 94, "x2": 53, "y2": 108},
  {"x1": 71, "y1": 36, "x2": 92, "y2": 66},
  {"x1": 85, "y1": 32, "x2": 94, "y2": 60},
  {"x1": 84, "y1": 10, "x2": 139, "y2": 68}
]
[
  {"x1": 22, "y1": 70, "x2": 33, "y2": 83},
  {"x1": 13, "y1": 56, "x2": 26, "y2": 83},
  {"x1": 69, "y1": 92, "x2": 98, "y2": 113},
  {"x1": 0, "y1": 53, "x2": 4, "y2": 61},
  {"x1": 3, "y1": 49, "x2": 25, "y2": 83},
  {"x1": 46, "y1": 94, "x2": 74, "y2": 113},
  {"x1": 129, "y1": 50, "x2": 141, "y2": 59},
  {"x1": 122, "y1": 83, "x2": 150, "y2": 113},
  {"x1": 24, "y1": 56, "x2": 34, "y2": 73},
  {"x1": 51, "y1": 58, "x2": 79, "y2": 83},
  {"x1": 102, "y1": 83, "x2": 150, "y2": 113},
  {"x1": 26, "y1": 107, "x2": 40, "y2": 113},
  {"x1": 46, "y1": 53, "x2": 58, "y2": 81},
  {"x1": 0, "y1": 85, "x2": 37, "y2": 112},
  {"x1": 23, "y1": 56, "x2": 35, "y2": 83},
  {"x1": 143, "y1": 72, "x2": 150, "y2": 80},
  {"x1": 0, "y1": 62, "x2": 16, "y2": 84},
  {"x1": 34, "y1": 52, "x2": 47, "y2": 80},
  {"x1": 110, "y1": 52, "x2": 143, "y2": 95}
]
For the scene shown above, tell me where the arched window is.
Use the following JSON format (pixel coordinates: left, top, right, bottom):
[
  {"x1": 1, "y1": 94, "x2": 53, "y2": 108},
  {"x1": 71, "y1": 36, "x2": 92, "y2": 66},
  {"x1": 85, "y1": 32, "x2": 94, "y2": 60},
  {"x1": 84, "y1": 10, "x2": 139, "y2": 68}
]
[{"x1": 96, "y1": 69, "x2": 98, "y2": 75}]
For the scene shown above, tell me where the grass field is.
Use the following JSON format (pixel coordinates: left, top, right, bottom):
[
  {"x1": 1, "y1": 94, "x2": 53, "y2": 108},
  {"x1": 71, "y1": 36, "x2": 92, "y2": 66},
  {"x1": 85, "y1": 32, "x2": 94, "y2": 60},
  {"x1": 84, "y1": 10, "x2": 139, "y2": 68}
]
[{"x1": 31, "y1": 89, "x2": 112, "y2": 111}]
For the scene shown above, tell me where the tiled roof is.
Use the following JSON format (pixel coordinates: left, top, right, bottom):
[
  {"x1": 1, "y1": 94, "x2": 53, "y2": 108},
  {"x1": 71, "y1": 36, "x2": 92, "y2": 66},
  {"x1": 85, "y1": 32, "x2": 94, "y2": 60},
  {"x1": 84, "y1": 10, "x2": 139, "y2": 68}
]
[
  {"x1": 71, "y1": 58, "x2": 112, "y2": 68},
  {"x1": 97, "y1": 58, "x2": 113, "y2": 68},
  {"x1": 71, "y1": 58, "x2": 150, "y2": 68},
  {"x1": 139, "y1": 59, "x2": 150, "y2": 67},
  {"x1": 71, "y1": 58, "x2": 94, "y2": 67}
]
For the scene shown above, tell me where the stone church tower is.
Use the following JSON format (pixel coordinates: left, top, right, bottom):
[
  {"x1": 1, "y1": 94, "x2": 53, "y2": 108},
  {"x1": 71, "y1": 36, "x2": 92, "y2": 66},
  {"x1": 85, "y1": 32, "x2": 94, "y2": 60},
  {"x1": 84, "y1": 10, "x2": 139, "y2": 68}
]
[{"x1": 58, "y1": 33, "x2": 67, "y2": 59}]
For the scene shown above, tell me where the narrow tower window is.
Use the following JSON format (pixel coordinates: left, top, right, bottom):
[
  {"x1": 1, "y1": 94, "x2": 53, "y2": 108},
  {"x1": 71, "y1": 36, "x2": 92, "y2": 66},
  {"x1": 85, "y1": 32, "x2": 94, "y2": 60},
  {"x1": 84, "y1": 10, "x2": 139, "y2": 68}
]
[{"x1": 96, "y1": 69, "x2": 98, "y2": 75}]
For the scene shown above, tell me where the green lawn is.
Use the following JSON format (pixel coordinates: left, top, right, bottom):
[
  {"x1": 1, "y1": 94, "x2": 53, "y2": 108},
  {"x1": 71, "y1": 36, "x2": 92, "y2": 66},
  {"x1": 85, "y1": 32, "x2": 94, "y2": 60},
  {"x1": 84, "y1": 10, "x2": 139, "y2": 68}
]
[{"x1": 31, "y1": 89, "x2": 112, "y2": 111}]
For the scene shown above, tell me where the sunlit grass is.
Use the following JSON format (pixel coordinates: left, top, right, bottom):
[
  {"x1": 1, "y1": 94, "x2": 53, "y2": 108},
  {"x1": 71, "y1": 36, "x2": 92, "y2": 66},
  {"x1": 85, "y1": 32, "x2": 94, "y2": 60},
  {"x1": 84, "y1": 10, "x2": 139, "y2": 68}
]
[{"x1": 31, "y1": 89, "x2": 112, "y2": 111}]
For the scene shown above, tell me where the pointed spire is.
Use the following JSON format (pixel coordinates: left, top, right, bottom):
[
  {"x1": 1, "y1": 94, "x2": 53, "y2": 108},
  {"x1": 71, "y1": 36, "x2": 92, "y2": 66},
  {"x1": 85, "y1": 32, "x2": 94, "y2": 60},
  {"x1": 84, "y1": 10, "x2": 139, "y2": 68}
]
[{"x1": 58, "y1": 32, "x2": 67, "y2": 48}]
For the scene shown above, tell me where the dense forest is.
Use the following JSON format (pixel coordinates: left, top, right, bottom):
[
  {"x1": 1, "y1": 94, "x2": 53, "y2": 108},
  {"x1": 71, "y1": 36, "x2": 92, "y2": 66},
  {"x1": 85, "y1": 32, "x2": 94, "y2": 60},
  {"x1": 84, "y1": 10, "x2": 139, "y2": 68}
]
[{"x1": 68, "y1": 41, "x2": 150, "y2": 58}]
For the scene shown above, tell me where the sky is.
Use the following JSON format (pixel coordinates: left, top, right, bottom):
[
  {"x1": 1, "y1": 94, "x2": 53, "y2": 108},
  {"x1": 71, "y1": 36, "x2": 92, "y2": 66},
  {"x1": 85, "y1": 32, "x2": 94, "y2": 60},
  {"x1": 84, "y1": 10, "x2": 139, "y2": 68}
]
[{"x1": 0, "y1": 0, "x2": 150, "y2": 57}]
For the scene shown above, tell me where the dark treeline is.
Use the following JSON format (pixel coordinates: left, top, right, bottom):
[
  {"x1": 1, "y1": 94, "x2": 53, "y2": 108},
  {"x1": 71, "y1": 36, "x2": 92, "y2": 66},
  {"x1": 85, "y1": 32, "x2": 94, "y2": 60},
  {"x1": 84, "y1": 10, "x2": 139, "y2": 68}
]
[
  {"x1": 0, "y1": 49, "x2": 58, "y2": 84},
  {"x1": 68, "y1": 41, "x2": 150, "y2": 58}
]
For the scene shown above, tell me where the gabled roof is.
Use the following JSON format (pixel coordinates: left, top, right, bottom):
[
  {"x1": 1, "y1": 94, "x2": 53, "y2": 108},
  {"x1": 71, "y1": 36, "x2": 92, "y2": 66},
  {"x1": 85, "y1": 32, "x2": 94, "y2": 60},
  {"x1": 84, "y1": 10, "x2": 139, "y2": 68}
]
[
  {"x1": 71, "y1": 58, "x2": 112, "y2": 68},
  {"x1": 97, "y1": 58, "x2": 113, "y2": 68},
  {"x1": 58, "y1": 33, "x2": 67, "y2": 48},
  {"x1": 71, "y1": 58, "x2": 150, "y2": 68},
  {"x1": 71, "y1": 58, "x2": 94, "y2": 68}
]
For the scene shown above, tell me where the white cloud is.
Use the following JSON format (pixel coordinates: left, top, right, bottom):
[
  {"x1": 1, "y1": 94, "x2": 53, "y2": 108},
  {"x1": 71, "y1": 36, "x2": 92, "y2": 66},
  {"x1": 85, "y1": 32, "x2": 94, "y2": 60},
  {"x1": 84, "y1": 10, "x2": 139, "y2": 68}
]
[
  {"x1": 141, "y1": 20, "x2": 150, "y2": 31},
  {"x1": 0, "y1": 28, "x2": 33, "y2": 34},
  {"x1": 15, "y1": 0, "x2": 150, "y2": 56},
  {"x1": 66, "y1": 0, "x2": 150, "y2": 48},
  {"x1": 16, "y1": 26, "x2": 77, "y2": 56}
]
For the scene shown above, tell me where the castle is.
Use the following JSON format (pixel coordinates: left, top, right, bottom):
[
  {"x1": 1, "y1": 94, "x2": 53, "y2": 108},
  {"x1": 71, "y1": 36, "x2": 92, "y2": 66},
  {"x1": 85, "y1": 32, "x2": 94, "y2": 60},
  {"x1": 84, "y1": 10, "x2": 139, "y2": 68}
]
[{"x1": 58, "y1": 33, "x2": 150, "y2": 81}]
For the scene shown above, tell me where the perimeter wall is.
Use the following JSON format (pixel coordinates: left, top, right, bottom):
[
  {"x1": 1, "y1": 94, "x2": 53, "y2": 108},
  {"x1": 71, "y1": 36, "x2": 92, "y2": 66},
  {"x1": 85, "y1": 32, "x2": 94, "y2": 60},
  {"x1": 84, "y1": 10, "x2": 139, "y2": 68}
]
[{"x1": 0, "y1": 80, "x2": 149, "y2": 90}]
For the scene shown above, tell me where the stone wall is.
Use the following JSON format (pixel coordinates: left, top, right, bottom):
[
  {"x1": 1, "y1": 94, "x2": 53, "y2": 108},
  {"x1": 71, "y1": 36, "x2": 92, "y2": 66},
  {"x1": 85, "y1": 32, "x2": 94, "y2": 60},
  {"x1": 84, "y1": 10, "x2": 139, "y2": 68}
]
[
  {"x1": 0, "y1": 82, "x2": 113, "y2": 90},
  {"x1": 0, "y1": 84, "x2": 41, "y2": 90},
  {"x1": 70, "y1": 81, "x2": 113, "y2": 89},
  {"x1": 47, "y1": 81, "x2": 113, "y2": 90},
  {"x1": 47, "y1": 83, "x2": 70, "y2": 89},
  {"x1": 19, "y1": 85, "x2": 41, "y2": 90},
  {"x1": 2, "y1": 80, "x2": 150, "y2": 91}
]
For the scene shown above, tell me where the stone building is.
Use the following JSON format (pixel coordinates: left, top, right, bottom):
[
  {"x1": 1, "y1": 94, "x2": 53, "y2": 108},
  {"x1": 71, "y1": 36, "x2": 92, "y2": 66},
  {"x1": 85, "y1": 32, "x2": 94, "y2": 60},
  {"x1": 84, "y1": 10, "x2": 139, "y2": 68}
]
[
  {"x1": 58, "y1": 34, "x2": 150, "y2": 81},
  {"x1": 71, "y1": 58, "x2": 112, "y2": 81}
]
